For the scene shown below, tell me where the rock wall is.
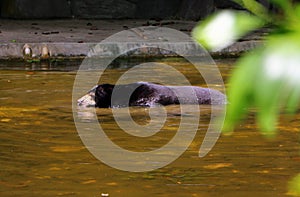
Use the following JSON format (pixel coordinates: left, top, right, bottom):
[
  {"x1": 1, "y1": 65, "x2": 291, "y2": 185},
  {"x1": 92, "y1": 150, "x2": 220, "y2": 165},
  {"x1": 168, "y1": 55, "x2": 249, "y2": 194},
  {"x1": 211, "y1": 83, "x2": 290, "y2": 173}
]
[
  {"x1": 71, "y1": 0, "x2": 137, "y2": 19},
  {"x1": 0, "y1": 0, "x2": 242, "y2": 20},
  {"x1": 135, "y1": 0, "x2": 181, "y2": 19},
  {"x1": 178, "y1": 0, "x2": 214, "y2": 20},
  {"x1": 1, "y1": 0, "x2": 71, "y2": 18}
]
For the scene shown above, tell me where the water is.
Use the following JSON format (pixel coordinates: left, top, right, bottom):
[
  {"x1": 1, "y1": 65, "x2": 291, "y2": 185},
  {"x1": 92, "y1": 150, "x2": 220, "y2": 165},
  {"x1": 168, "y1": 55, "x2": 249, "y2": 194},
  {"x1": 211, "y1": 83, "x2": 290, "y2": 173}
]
[{"x1": 0, "y1": 59, "x2": 299, "y2": 197}]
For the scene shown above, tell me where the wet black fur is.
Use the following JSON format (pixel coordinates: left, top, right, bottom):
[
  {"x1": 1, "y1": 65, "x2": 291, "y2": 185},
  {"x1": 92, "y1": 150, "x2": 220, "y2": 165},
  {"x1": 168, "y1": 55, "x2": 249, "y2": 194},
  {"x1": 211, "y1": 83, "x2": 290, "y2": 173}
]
[{"x1": 94, "y1": 82, "x2": 226, "y2": 108}]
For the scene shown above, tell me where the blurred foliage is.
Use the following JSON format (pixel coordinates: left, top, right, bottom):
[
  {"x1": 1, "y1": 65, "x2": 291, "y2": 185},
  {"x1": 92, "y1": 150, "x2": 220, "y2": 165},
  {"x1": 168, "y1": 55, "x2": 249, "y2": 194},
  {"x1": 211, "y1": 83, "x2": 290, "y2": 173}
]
[
  {"x1": 234, "y1": 0, "x2": 271, "y2": 21},
  {"x1": 192, "y1": 0, "x2": 300, "y2": 136},
  {"x1": 192, "y1": 10, "x2": 264, "y2": 51},
  {"x1": 289, "y1": 174, "x2": 300, "y2": 196},
  {"x1": 193, "y1": 0, "x2": 300, "y2": 195}
]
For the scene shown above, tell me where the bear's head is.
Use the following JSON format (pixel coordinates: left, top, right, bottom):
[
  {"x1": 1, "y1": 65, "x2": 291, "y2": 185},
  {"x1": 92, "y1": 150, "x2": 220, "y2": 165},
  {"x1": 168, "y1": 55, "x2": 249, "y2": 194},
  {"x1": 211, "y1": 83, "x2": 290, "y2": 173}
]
[
  {"x1": 77, "y1": 84, "x2": 114, "y2": 108},
  {"x1": 94, "y1": 84, "x2": 114, "y2": 108}
]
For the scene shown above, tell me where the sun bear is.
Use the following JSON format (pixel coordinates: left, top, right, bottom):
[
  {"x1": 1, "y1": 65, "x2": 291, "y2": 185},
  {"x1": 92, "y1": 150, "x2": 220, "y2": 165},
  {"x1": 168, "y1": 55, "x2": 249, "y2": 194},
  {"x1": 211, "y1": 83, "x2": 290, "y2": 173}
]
[{"x1": 77, "y1": 82, "x2": 226, "y2": 108}]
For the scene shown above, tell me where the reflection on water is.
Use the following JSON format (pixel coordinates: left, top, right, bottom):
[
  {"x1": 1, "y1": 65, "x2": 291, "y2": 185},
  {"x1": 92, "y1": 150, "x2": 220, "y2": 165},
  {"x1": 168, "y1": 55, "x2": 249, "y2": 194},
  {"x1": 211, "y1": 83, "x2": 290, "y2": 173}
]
[{"x1": 0, "y1": 59, "x2": 299, "y2": 197}]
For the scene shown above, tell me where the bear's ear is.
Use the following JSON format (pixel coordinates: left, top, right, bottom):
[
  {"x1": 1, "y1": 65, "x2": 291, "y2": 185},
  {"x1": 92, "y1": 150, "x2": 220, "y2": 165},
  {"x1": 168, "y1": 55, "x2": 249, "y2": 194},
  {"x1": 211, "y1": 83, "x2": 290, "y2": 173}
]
[
  {"x1": 101, "y1": 84, "x2": 114, "y2": 93},
  {"x1": 94, "y1": 84, "x2": 115, "y2": 108},
  {"x1": 88, "y1": 85, "x2": 98, "y2": 93}
]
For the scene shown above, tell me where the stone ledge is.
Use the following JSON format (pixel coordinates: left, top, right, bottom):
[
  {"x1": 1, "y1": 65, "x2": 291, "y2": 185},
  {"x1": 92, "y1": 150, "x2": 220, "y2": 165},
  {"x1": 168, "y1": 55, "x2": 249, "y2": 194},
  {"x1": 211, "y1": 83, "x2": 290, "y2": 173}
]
[
  {"x1": 0, "y1": 40, "x2": 263, "y2": 60},
  {"x1": 0, "y1": 19, "x2": 265, "y2": 60}
]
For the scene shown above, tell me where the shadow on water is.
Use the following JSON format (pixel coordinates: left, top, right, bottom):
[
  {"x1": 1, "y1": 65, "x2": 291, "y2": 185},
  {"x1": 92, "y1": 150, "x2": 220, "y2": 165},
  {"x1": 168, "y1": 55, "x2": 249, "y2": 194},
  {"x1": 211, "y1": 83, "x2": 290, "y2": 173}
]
[{"x1": 0, "y1": 58, "x2": 299, "y2": 196}]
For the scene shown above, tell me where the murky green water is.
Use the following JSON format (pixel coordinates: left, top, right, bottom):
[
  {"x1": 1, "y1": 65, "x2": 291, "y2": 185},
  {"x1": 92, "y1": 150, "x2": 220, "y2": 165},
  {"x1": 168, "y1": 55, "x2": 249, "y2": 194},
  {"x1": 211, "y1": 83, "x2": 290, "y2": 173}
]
[{"x1": 0, "y1": 59, "x2": 299, "y2": 197}]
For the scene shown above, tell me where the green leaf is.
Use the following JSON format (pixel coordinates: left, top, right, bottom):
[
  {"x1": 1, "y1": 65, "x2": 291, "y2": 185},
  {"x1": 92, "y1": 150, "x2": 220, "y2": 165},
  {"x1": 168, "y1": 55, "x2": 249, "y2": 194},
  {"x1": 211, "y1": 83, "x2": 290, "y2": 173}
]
[
  {"x1": 270, "y1": 0, "x2": 299, "y2": 25},
  {"x1": 288, "y1": 174, "x2": 300, "y2": 196},
  {"x1": 192, "y1": 10, "x2": 264, "y2": 51},
  {"x1": 295, "y1": 4, "x2": 300, "y2": 19},
  {"x1": 263, "y1": 35, "x2": 300, "y2": 114},
  {"x1": 224, "y1": 33, "x2": 300, "y2": 134},
  {"x1": 269, "y1": 0, "x2": 292, "y2": 12},
  {"x1": 238, "y1": 0, "x2": 270, "y2": 21},
  {"x1": 255, "y1": 78, "x2": 281, "y2": 136},
  {"x1": 223, "y1": 50, "x2": 262, "y2": 133},
  {"x1": 286, "y1": 88, "x2": 300, "y2": 113}
]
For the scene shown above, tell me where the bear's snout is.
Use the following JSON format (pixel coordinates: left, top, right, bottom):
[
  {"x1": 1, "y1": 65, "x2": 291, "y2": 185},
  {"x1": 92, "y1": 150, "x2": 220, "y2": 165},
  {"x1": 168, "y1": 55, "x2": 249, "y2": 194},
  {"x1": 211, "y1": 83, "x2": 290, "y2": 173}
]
[
  {"x1": 77, "y1": 86, "x2": 98, "y2": 107},
  {"x1": 77, "y1": 93, "x2": 96, "y2": 107}
]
